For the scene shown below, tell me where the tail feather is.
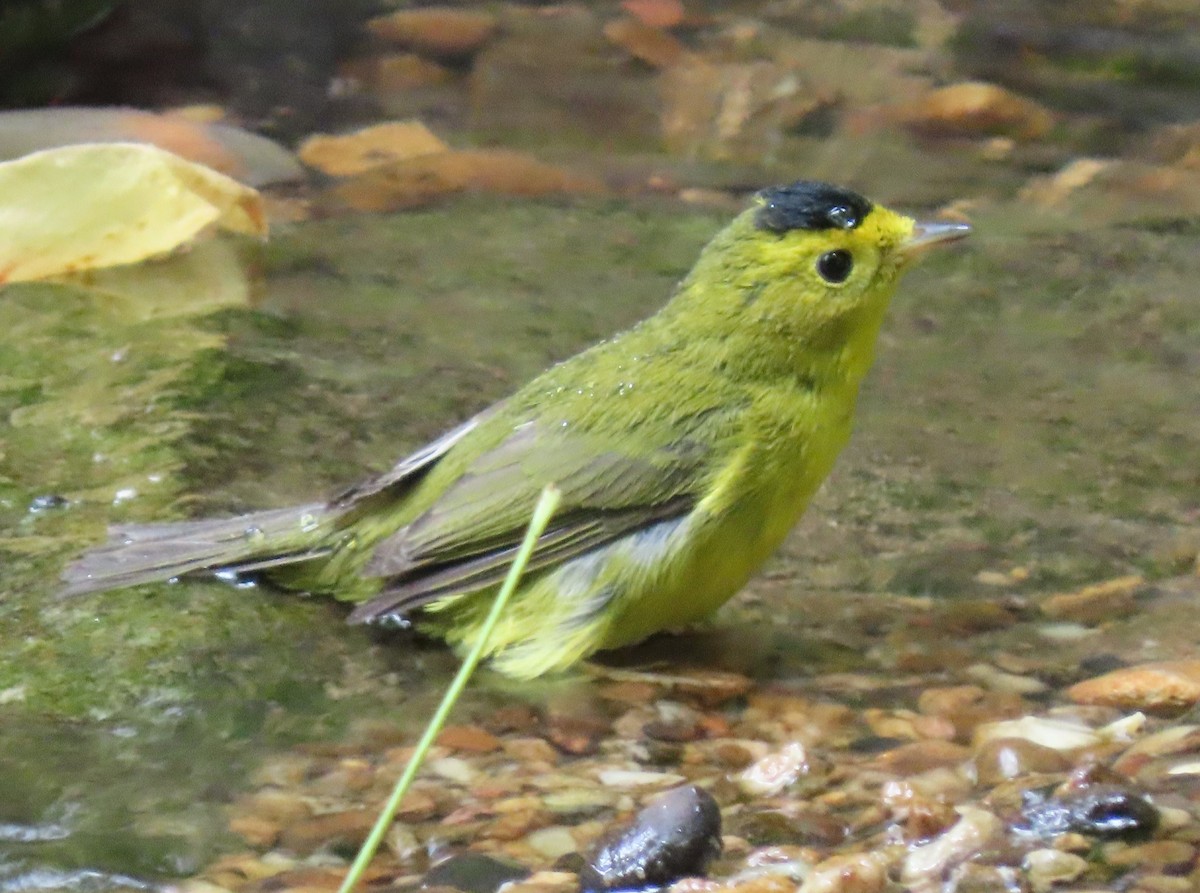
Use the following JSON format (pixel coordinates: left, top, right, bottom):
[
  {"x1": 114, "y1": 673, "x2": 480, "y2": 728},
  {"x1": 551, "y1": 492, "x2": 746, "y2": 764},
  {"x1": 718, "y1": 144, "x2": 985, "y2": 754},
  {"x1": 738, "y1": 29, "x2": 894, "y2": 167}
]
[{"x1": 61, "y1": 502, "x2": 331, "y2": 596}]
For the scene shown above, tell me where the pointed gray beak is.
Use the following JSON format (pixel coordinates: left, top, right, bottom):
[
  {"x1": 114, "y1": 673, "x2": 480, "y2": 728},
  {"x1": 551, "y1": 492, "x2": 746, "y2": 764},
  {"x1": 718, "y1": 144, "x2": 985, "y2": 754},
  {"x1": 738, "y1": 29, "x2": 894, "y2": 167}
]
[{"x1": 900, "y1": 220, "x2": 971, "y2": 258}]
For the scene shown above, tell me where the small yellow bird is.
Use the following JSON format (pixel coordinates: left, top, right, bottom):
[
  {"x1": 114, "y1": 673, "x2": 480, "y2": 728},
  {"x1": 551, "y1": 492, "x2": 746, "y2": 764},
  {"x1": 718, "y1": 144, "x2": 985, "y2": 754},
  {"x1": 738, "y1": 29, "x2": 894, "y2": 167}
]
[{"x1": 64, "y1": 181, "x2": 968, "y2": 678}]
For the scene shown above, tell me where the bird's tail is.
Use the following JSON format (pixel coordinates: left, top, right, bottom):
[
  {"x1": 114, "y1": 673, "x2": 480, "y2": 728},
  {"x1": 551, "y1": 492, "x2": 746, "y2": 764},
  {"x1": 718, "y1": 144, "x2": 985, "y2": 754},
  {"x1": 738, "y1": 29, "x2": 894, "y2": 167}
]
[{"x1": 61, "y1": 501, "x2": 333, "y2": 597}]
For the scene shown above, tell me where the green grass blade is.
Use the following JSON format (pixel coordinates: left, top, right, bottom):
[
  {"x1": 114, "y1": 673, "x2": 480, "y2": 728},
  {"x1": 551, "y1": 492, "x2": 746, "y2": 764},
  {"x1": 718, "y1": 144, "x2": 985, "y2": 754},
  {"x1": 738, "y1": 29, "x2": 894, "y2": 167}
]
[{"x1": 337, "y1": 484, "x2": 563, "y2": 893}]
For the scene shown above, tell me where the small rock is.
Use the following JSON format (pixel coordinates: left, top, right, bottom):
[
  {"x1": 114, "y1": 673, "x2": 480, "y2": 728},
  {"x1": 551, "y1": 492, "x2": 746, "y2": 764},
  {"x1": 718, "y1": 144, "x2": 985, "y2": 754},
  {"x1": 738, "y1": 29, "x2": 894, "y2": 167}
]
[
  {"x1": 239, "y1": 789, "x2": 313, "y2": 825},
  {"x1": 1067, "y1": 660, "x2": 1200, "y2": 711},
  {"x1": 872, "y1": 739, "x2": 971, "y2": 775},
  {"x1": 1039, "y1": 575, "x2": 1143, "y2": 624},
  {"x1": 1104, "y1": 839, "x2": 1195, "y2": 871},
  {"x1": 346, "y1": 53, "x2": 454, "y2": 93},
  {"x1": 429, "y1": 756, "x2": 477, "y2": 784},
  {"x1": 438, "y1": 724, "x2": 502, "y2": 753},
  {"x1": 917, "y1": 685, "x2": 1026, "y2": 740},
  {"x1": 503, "y1": 737, "x2": 560, "y2": 765},
  {"x1": 279, "y1": 809, "x2": 375, "y2": 854},
  {"x1": 901, "y1": 807, "x2": 1003, "y2": 885},
  {"x1": 328, "y1": 149, "x2": 605, "y2": 213},
  {"x1": 423, "y1": 853, "x2": 532, "y2": 893},
  {"x1": 603, "y1": 18, "x2": 690, "y2": 69},
  {"x1": 974, "y1": 715, "x2": 1102, "y2": 752},
  {"x1": 659, "y1": 60, "x2": 823, "y2": 161},
  {"x1": 542, "y1": 789, "x2": 615, "y2": 818},
  {"x1": 596, "y1": 769, "x2": 685, "y2": 789},
  {"x1": 1021, "y1": 848, "x2": 1087, "y2": 892},
  {"x1": 621, "y1": 0, "x2": 685, "y2": 29},
  {"x1": 580, "y1": 785, "x2": 722, "y2": 893},
  {"x1": 726, "y1": 809, "x2": 845, "y2": 848},
  {"x1": 798, "y1": 849, "x2": 894, "y2": 893},
  {"x1": 966, "y1": 663, "x2": 1049, "y2": 696},
  {"x1": 299, "y1": 121, "x2": 448, "y2": 177},
  {"x1": 1021, "y1": 784, "x2": 1160, "y2": 841},
  {"x1": 895, "y1": 81, "x2": 1054, "y2": 140},
  {"x1": 228, "y1": 814, "x2": 280, "y2": 849},
  {"x1": 972, "y1": 738, "x2": 1070, "y2": 786},
  {"x1": 526, "y1": 826, "x2": 579, "y2": 861},
  {"x1": 367, "y1": 8, "x2": 498, "y2": 61},
  {"x1": 738, "y1": 742, "x2": 809, "y2": 797}
]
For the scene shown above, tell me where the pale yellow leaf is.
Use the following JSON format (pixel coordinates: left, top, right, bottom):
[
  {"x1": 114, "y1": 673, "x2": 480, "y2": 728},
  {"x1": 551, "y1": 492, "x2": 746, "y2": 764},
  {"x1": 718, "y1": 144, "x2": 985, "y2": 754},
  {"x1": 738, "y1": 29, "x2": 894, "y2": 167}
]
[{"x1": 0, "y1": 142, "x2": 267, "y2": 284}]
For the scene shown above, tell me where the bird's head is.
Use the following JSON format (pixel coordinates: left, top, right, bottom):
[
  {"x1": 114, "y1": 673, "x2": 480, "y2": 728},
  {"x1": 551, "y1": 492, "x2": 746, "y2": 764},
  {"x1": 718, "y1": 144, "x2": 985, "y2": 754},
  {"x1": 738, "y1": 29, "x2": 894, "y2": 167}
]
[{"x1": 685, "y1": 181, "x2": 969, "y2": 348}]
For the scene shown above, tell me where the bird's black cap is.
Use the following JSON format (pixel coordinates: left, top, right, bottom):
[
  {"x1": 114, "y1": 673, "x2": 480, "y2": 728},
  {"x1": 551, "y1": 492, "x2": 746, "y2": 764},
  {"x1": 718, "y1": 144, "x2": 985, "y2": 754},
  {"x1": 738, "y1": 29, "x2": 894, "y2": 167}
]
[{"x1": 754, "y1": 181, "x2": 873, "y2": 233}]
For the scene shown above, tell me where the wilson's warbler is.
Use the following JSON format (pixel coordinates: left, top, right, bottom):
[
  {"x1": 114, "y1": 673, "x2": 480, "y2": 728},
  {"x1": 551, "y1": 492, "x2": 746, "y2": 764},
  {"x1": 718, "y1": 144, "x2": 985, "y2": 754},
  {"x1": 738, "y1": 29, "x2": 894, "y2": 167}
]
[{"x1": 64, "y1": 181, "x2": 969, "y2": 678}]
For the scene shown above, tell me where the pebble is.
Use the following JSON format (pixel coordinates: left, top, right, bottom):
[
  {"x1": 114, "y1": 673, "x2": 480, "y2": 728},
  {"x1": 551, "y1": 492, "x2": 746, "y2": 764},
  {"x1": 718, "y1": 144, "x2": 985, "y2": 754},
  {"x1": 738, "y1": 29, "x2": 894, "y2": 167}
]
[
  {"x1": 901, "y1": 807, "x2": 1003, "y2": 885},
  {"x1": 367, "y1": 8, "x2": 498, "y2": 61},
  {"x1": 1022, "y1": 848, "x2": 1087, "y2": 892},
  {"x1": 917, "y1": 685, "x2": 1026, "y2": 739},
  {"x1": 298, "y1": 121, "x2": 448, "y2": 177},
  {"x1": 797, "y1": 849, "x2": 894, "y2": 893},
  {"x1": 620, "y1": 0, "x2": 685, "y2": 29},
  {"x1": 1039, "y1": 575, "x2": 1143, "y2": 624},
  {"x1": 278, "y1": 809, "x2": 374, "y2": 854},
  {"x1": 974, "y1": 715, "x2": 1103, "y2": 752},
  {"x1": 596, "y1": 769, "x2": 685, "y2": 789},
  {"x1": 872, "y1": 739, "x2": 971, "y2": 774},
  {"x1": 1021, "y1": 784, "x2": 1160, "y2": 841},
  {"x1": 438, "y1": 725, "x2": 503, "y2": 753},
  {"x1": 526, "y1": 826, "x2": 579, "y2": 861},
  {"x1": 580, "y1": 785, "x2": 722, "y2": 892},
  {"x1": 966, "y1": 663, "x2": 1049, "y2": 696},
  {"x1": 603, "y1": 18, "x2": 690, "y2": 69},
  {"x1": 328, "y1": 148, "x2": 606, "y2": 213},
  {"x1": 503, "y1": 737, "x2": 561, "y2": 765},
  {"x1": 423, "y1": 852, "x2": 532, "y2": 893},
  {"x1": 349, "y1": 52, "x2": 453, "y2": 93},
  {"x1": 895, "y1": 81, "x2": 1054, "y2": 140},
  {"x1": 1103, "y1": 839, "x2": 1195, "y2": 870},
  {"x1": 972, "y1": 737, "x2": 1070, "y2": 785},
  {"x1": 1067, "y1": 660, "x2": 1200, "y2": 711},
  {"x1": 738, "y1": 742, "x2": 809, "y2": 797}
]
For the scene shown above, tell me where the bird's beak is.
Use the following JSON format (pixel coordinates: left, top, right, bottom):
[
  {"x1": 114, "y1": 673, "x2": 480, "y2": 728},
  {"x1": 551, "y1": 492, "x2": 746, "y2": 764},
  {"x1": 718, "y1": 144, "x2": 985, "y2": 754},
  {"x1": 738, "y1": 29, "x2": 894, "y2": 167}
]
[{"x1": 898, "y1": 220, "x2": 971, "y2": 262}]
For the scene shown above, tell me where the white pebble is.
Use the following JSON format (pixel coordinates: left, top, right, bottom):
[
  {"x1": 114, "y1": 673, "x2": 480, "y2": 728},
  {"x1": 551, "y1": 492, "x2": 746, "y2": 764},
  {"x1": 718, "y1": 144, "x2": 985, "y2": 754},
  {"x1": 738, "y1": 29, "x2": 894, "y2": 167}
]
[
  {"x1": 902, "y1": 807, "x2": 1002, "y2": 884},
  {"x1": 738, "y1": 741, "x2": 809, "y2": 796},
  {"x1": 1023, "y1": 848, "x2": 1087, "y2": 892}
]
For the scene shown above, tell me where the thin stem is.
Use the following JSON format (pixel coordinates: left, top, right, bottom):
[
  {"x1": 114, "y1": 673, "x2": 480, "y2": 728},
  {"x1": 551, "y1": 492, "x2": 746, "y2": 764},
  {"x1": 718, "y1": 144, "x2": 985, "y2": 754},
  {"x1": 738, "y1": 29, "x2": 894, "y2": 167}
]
[{"x1": 337, "y1": 484, "x2": 562, "y2": 893}]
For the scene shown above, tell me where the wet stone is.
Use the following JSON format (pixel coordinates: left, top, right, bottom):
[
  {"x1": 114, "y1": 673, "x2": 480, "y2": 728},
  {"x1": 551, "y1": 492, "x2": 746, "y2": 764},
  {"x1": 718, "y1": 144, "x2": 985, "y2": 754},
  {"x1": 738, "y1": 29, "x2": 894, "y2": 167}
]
[
  {"x1": 1021, "y1": 848, "x2": 1087, "y2": 892},
  {"x1": 437, "y1": 725, "x2": 502, "y2": 754},
  {"x1": 972, "y1": 738, "x2": 1071, "y2": 786},
  {"x1": 580, "y1": 784, "x2": 722, "y2": 893},
  {"x1": 1067, "y1": 660, "x2": 1200, "y2": 712},
  {"x1": 422, "y1": 853, "x2": 531, "y2": 893},
  {"x1": 278, "y1": 808, "x2": 375, "y2": 854},
  {"x1": 797, "y1": 849, "x2": 893, "y2": 893},
  {"x1": 738, "y1": 742, "x2": 809, "y2": 796},
  {"x1": 1104, "y1": 839, "x2": 1195, "y2": 871},
  {"x1": 367, "y1": 8, "x2": 498, "y2": 62},
  {"x1": 1021, "y1": 784, "x2": 1160, "y2": 841},
  {"x1": 727, "y1": 809, "x2": 845, "y2": 848}
]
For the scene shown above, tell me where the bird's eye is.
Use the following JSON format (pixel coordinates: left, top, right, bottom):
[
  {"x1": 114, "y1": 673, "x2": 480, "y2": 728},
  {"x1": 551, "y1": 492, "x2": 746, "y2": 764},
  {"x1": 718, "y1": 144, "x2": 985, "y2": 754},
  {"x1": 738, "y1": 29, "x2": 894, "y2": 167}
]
[{"x1": 816, "y1": 249, "x2": 853, "y2": 284}]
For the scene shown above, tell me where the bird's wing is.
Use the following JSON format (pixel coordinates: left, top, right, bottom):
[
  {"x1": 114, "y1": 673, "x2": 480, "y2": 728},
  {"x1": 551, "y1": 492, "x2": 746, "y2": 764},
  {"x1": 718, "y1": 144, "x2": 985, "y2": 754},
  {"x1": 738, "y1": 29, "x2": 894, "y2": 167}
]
[
  {"x1": 347, "y1": 415, "x2": 726, "y2": 622},
  {"x1": 327, "y1": 405, "x2": 500, "y2": 510}
]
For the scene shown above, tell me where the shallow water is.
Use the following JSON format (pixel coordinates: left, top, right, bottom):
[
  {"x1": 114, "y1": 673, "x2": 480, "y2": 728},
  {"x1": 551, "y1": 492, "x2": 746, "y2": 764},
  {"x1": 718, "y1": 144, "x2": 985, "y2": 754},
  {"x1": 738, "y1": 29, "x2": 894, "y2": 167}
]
[{"x1": 2, "y1": 1, "x2": 1200, "y2": 887}]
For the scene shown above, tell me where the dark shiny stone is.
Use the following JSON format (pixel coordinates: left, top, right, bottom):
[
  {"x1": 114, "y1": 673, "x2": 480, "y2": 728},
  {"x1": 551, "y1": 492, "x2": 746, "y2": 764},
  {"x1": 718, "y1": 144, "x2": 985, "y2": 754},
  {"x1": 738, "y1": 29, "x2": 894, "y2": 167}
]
[
  {"x1": 1021, "y1": 783, "x2": 1160, "y2": 841},
  {"x1": 580, "y1": 785, "x2": 722, "y2": 893}
]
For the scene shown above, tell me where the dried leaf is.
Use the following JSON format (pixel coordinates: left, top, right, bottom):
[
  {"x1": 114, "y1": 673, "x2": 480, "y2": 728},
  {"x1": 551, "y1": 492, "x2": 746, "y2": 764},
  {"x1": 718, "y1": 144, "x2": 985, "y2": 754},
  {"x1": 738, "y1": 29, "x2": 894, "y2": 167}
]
[{"x1": 0, "y1": 142, "x2": 267, "y2": 284}]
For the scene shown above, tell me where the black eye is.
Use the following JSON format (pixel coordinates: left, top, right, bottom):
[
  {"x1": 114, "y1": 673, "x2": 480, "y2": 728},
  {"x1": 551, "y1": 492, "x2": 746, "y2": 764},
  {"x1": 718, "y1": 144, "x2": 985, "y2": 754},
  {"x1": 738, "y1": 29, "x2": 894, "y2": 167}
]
[{"x1": 817, "y1": 250, "x2": 853, "y2": 283}]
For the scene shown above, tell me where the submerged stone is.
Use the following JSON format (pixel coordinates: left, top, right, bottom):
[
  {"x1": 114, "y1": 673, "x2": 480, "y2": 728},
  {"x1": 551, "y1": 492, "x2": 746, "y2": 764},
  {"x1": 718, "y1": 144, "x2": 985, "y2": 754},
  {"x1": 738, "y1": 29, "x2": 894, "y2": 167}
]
[
  {"x1": 423, "y1": 852, "x2": 532, "y2": 893},
  {"x1": 1021, "y1": 784, "x2": 1160, "y2": 841},
  {"x1": 580, "y1": 784, "x2": 722, "y2": 892}
]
